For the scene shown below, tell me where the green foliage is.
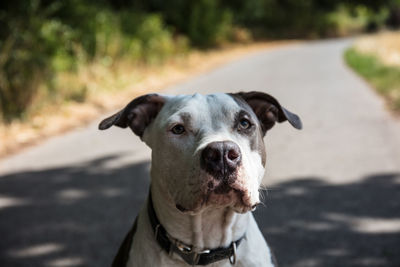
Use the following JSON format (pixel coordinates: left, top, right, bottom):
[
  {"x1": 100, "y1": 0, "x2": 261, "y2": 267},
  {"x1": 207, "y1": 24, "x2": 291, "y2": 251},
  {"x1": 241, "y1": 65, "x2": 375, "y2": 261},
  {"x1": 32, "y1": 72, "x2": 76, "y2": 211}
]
[
  {"x1": 0, "y1": 0, "x2": 186, "y2": 122},
  {"x1": 121, "y1": 13, "x2": 184, "y2": 63},
  {"x1": 345, "y1": 48, "x2": 400, "y2": 110},
  {"x1": 229, "y1": 0, "x2": 392, "y2": 38},
  {"x1": 1, "y1": 0, "x2": 399, "y2": 122},
  {"x1": 129, "y1": 0, "x2": 234, "y2": 47},
  {"x1": 0, "y1": 0, "x2": 54, "y2": 122},
  {"x1": 187, "y1": 0, "x2": 233, "y2": 47}
]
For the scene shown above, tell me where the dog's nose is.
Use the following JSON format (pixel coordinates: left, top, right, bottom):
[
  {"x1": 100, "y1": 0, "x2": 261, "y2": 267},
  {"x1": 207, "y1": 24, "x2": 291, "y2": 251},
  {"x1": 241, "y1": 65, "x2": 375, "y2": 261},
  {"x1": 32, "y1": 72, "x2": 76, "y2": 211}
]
[{"x1": 201, "y1": 141, "x2": 242, "y2": 178}]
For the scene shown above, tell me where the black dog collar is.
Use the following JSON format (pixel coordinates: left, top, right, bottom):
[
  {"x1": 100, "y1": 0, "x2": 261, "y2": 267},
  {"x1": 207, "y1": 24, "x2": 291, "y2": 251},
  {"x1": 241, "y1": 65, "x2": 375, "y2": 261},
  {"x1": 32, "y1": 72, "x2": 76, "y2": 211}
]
[{"x1": 147, "y1": 194, "x2": 245, "y2": 265}]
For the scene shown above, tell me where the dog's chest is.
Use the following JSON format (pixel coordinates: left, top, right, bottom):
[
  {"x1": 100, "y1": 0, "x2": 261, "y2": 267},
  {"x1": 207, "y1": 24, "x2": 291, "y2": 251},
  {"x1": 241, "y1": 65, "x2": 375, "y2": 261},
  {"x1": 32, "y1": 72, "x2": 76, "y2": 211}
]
[{"x1": 125, "y1": 210, "x2": 274, "y2": 267}]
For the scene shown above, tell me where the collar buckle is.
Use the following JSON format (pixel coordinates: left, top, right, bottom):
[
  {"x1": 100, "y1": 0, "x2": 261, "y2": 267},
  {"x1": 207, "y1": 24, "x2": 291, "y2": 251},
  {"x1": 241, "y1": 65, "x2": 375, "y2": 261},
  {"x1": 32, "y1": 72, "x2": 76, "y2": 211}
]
[{"x1": 172, "y1": 240, "x2": 211, "y2": 265}]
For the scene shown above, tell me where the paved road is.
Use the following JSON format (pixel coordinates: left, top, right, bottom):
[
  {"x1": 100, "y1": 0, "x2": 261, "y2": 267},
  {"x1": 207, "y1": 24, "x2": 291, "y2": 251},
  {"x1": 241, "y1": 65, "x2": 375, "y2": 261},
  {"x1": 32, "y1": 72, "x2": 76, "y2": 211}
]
[{"x1": 1, "y1": 39, "x2": 400, "y2": 267}]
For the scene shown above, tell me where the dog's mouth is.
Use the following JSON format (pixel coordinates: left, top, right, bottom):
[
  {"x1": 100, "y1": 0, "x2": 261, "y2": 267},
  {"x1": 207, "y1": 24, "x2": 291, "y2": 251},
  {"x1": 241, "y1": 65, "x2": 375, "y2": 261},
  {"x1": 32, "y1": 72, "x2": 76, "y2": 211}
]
[
  {"x1": 175, "y1": 180, "x2": 260, "y2": 214},
  {"x1": 207, "y1": 182, "x2": 260, "y2": 213}
]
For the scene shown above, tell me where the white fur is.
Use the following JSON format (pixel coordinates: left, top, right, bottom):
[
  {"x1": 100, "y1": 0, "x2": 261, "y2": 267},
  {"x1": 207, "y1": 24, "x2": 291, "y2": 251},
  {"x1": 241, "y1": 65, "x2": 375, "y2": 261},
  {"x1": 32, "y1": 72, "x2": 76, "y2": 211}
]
[{"x1": 127, "y1": 93, "x2": 275, "y2": 266}]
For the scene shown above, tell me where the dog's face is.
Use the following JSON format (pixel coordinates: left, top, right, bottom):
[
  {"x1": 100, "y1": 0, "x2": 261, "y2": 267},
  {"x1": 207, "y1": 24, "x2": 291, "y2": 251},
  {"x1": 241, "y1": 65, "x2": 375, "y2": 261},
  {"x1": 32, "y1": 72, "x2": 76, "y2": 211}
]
[{"x1": 99, "y1": 92, "x2": 301, "y2": 214}]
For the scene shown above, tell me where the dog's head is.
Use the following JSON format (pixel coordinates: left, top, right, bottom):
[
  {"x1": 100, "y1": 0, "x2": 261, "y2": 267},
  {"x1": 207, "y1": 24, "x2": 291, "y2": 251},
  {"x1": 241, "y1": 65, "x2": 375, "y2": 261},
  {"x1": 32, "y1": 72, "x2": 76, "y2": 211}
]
[{"x1": 99, "y1": 92, "x2": 302, "y2": 214}]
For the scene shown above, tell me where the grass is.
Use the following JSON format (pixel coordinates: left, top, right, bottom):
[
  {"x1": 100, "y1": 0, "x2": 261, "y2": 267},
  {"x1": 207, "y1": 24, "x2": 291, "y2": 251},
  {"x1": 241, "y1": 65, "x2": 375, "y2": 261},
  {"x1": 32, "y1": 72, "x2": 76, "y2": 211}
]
[{"x1": 345, "y1": 47, "x2": 400, "y2": 111}]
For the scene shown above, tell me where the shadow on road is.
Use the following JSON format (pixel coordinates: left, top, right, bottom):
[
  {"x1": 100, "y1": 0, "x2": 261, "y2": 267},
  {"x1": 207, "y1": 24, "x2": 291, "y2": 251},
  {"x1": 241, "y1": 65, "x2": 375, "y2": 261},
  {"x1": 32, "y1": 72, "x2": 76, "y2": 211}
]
[
  {"x1": 254, "y1": 173, "x2": 400, "y2": 267},
  {"x1": 0, "y1": 154, "x2": 399, "y2": 267}
]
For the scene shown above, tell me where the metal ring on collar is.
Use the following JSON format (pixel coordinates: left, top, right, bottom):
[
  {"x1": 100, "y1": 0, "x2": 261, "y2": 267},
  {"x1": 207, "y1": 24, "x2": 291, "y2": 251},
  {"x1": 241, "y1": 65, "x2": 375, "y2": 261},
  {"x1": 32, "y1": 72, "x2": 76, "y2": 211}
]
[
  {"x1": 229, "y1": 242, "x2": 237, "y2": 265},
  {"x1": 176, "y1": 241, "x2": 192, "y2": 253}
]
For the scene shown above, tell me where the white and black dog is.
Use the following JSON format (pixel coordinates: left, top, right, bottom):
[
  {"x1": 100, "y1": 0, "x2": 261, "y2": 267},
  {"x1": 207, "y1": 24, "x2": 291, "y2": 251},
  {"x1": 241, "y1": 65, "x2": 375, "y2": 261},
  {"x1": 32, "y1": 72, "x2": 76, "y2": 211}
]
[{"x1": 99, "y1": 91, "x2": 302, "y2": 267}]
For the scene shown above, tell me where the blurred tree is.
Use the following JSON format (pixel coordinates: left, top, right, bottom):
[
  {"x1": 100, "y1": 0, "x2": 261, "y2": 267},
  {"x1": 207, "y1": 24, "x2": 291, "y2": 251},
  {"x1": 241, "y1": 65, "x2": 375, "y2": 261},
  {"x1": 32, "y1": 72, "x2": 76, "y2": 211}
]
[
  {"x1": 0, "y1": 0, "x2": 397, "y2": 122},
  {"x1": 387, "y1": 0, "x2": 400, "y2": 28},
  {"x1": 0, "y1": 0, "x2": 56, "y2": 121}
]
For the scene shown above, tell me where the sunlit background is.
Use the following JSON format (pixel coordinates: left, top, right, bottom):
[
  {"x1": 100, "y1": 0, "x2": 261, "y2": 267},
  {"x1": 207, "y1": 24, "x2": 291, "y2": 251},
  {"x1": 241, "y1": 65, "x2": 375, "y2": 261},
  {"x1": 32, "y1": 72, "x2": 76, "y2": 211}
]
[{"x1": 1, "y1": 1, "x2": 400, "y2": 266}]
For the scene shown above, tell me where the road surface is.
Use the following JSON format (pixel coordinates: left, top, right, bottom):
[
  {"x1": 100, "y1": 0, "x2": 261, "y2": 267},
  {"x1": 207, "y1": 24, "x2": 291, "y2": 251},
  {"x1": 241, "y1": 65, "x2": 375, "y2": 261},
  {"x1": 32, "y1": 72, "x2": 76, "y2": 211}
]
[{"x1": 1, "y1": 39, "x2": 400, "y2": 267}]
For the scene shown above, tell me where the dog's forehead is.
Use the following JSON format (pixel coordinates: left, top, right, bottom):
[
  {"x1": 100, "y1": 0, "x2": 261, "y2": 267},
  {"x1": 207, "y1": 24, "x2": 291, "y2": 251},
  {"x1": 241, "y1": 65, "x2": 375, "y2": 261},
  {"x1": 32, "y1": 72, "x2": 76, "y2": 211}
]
[{"x1": 162, "y1": 93, "x2": 241, "y2": 119}]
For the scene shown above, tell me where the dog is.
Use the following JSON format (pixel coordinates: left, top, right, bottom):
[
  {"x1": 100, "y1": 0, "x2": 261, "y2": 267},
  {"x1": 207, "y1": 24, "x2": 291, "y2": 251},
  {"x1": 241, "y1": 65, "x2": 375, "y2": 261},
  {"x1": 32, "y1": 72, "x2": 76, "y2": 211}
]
[{"x1": 99, "y1": 91, "x2": 302, "y2": 267}]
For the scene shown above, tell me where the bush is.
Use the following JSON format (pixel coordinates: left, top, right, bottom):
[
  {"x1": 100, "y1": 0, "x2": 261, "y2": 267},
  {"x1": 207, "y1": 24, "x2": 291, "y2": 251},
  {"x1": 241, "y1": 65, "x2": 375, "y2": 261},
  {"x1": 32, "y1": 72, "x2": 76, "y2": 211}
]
[
  {"x1": 0, "y1": 1, "x2": 54, "y2": 122},
  {"x1": 221, "y1": 0, "x2": 392, "y2": 38},
  {"x1": 126, "y1": 0, "x2": 234, "y2": 47},
  {"x1": 0, "y1": 0, "x2": 187, "y2": 122},
  {"x1": 121, "y1": 13, "x2": 181, "y2": 63},
  {"x1": 187, "y1": 0, "x2": 233, "y2": 47},
  {"x1": 325, "y1": 5, "x2": 372, "y2": 36}
]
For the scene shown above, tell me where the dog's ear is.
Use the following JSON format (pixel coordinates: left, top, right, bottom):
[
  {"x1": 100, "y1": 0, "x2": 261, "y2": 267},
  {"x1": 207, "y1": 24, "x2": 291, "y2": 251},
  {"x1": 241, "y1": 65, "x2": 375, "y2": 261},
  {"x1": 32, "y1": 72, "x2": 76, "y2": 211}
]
[
  {"x1": 98, "y1": 94, "x2": 165, "y2": 137},
  {"x1": 233, "y1": 91, "x2": 302, "y2": 134}
]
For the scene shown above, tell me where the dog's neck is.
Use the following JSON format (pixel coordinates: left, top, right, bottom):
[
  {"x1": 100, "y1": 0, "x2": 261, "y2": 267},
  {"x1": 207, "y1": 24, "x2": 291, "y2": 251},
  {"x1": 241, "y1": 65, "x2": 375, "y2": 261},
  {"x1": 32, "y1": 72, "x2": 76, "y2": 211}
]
[{"x1": 150, "y1": 183, "x2": 249, "y2": 251}]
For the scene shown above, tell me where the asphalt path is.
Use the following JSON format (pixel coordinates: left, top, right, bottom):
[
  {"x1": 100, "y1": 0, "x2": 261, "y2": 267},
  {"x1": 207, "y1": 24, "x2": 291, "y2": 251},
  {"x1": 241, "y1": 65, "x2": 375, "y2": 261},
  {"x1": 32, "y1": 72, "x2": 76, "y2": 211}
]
[{"x1": 1, "y1": 38, "x2": 400, "y2": 267}]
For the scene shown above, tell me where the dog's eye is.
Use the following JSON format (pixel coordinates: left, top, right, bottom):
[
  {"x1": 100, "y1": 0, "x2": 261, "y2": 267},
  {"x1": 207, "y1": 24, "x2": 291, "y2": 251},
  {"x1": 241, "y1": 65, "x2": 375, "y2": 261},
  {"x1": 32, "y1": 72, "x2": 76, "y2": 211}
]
[
  {"x1": 171, "y1": 124, "x2": 185, "y2": 135},
  {"x1": 238, "y1": 119, "x2": 251, "y2": 130}
]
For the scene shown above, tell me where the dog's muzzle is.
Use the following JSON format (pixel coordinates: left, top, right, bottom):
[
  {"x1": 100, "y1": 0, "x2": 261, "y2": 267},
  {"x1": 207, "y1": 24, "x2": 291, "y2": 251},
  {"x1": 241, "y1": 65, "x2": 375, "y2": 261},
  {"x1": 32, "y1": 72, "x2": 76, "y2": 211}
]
[{"x1": 176, "y1": 141, "x2": 251, "y2": 212}]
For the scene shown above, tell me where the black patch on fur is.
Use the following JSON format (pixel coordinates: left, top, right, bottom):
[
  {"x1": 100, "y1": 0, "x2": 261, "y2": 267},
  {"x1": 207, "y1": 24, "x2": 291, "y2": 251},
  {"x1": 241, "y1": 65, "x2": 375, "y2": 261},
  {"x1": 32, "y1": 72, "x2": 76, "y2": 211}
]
[
  {"x1": 99, "y1": 94, "x2": 165, "y2": 137},
  {"x1": 229, "y1": 94, "x2": 267, "y2": 166},
  {"x1": 233, "y1": 91, "x2": 302, "y2": 134}
]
